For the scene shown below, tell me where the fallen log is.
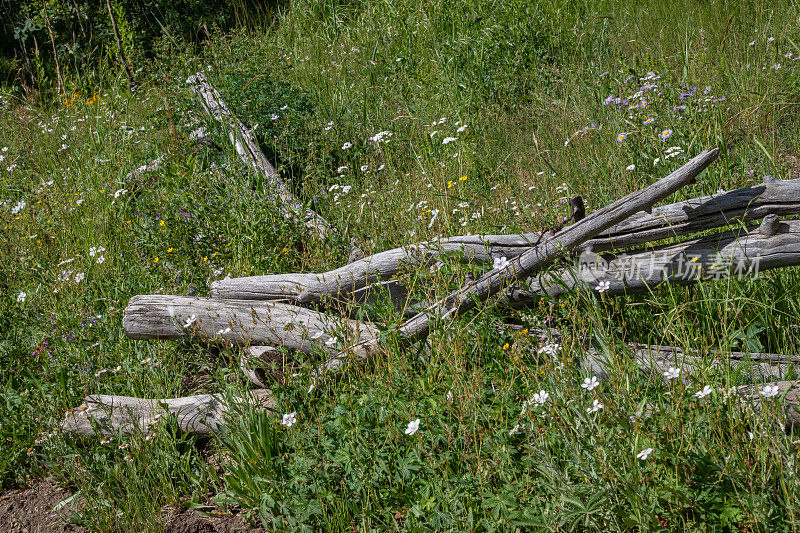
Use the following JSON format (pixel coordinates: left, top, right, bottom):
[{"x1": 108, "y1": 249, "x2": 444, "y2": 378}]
[
  {"x1": 581, "y1": 343, "x2": 800, "y2": 428},
  {"x1": 61, "y1": 389, "x2": 274, "y2": 437},
  {"x1": 316, "y1": 149, "x2": 720, "y2": 373},
  {"x1": 581, "y1": 342, "x2": 799, "y2": 384},
  {"x1": 505, "y1": 214, "x2": 800, "y2": 302},
  {"x1": 187, "y1": 72, "x2": 333, "y2": 238},
  {"x1": 211, "y1": 171, "x2": 799, "y2": 304},
  {"x1": 736, "y1": 381, "x2": 800, "y2": 428},
  {"x1": 241, "y1": 346, "x2": 282, "y2": 388},
  {"x1": 589, "y1": 174, "x2": 800, "y2": 250},
  {"x1": 123, "y1": 295, "x2": 377, "y2": 355}
]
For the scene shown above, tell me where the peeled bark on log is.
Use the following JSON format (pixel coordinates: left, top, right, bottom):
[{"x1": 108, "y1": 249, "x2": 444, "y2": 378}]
[
  {"x1": 316, "y1": 149, "x2": 720, "y2": 373},
  {"x1": 187, "y1": 73, "x2": 333, "y2": 238},
  {"x1": 123, "y1": 295, "x2": 378, "y2": 355},
  {"x1": 505, "y1": 214, "x2": 800, "y2": 302},
  {"x1": 61, "y1": 389, "x2": 274, "y2": 437},
  {"x1": 213, "y1": 156, "x2": 795, "y2": 305}
]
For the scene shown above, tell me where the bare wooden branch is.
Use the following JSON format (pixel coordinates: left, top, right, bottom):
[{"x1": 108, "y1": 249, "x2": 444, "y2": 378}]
[
  {"x1": 316, "y1": 149, "x2": 720, "y2": 373},
  {"x1": 122, "y1": 295, "x2": 377, "y2": 355},
  {"x1": 505, "y1": 217, "x2": 800, "y2": 302},
  {"x1": 213, "y1": 159, "x2": 799, "y2": 305},
  {"x1": 61, "y1": 389, "x2": 274, "y2": 437},
  {"x1": 187, "y1": 72, "x2": 333, "y2": 238}
]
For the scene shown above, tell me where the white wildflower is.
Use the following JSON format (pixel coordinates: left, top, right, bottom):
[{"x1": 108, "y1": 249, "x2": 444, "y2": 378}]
[
  {"x1": 582, "y1": 376, "x2": 600, "y2": 391},
  {"x1": 662, "y1": 367, "x2": 681, "y2": 381},
  {"x1": 404, "y1": 418, "x2": 420, "y2": 436},
  {"x1": 694, "y1": 385, "x2": 713, "y2": 399},
  {"x1": 537, "y1": 343, "x2": 560, "y2": 356},
  {"x1": 760, "y1": 384, "x2": 780, "y2": 398},
  {"x1": 587, "y1": 399, "x2": 604, "y2": 413},
  {"x1": 636, "y1": 448, "x2": 653, "y2": 460},
  {"x1": 531, "y1": 390, "x2": 550, "y2": 405},
  {"x1": 493, "y1": 256, "x2": 510, "y2": 270},
  {"x1": 281, "y1": 412, "x2": 297, "y2": 427}
]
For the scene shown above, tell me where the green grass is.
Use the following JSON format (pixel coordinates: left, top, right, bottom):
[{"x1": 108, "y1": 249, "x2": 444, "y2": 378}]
[{"x1": 3, "y1": 0, "x2": 800, "y2": 530}]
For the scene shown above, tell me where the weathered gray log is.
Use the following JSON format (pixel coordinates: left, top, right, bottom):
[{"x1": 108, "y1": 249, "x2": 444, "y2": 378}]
[
  {"x1": 61, "y1": 389, "x2": 274, "y2": 437},
  {"x1": 212, "y1": 168, "x2": 798, "y2": 304},
  {"x1": 736, "y1": 381, "x2": 800, "y2": 429},
  {"x1": 123, "y1": 295, "x2": 377, "y2": 355},
  {"x1": 582, "y1": 343, "x2": 799, "y2": 384},
  {"x1": 592, "y1": 174, "x2": 800, "y2": 251},
  {"x1": 187, "y1": 72, "x2": 333, "y2": 238},
  {"x1": 582, "y1": 343, "x2": 800, "y2": 428},
  {"x1": 506, "y1": 215, "x2": 800, "y2": 302},
  {"x1": 315, "y1": 149, "x2": 720, "y2": 373}
]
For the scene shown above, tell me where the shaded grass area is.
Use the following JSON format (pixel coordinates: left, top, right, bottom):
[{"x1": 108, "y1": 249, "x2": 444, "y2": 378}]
[{"x1": 2, "y1": 0, "x2": 800, "y2": 530}]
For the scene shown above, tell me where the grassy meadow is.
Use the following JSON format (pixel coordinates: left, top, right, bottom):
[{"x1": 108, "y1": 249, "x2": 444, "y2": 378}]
[{"x1": 3, "y1": 0, "x2": 800, "y2": 530}]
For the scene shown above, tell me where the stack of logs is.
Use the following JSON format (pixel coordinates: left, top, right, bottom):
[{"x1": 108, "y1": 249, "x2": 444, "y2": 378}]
[{"x1": 61, "y1": 75, "x2": 800, "y2": 439}]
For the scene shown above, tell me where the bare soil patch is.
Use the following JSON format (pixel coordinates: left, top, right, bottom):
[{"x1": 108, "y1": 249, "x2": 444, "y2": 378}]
[{"x1": 0, "y1": 478, "x2": 84, "y2": 533}]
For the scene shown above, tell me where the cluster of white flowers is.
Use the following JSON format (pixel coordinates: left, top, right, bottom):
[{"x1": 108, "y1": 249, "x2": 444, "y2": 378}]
[
  {"x1": 537, "y1": 343, "x2": 560, "y2": 356},
  {"x1": 493, "y1": 256, "x2": 510, "y2": 270},
  {"x1": 369, "y1": 130, "x2": 393, "y2": 143}
]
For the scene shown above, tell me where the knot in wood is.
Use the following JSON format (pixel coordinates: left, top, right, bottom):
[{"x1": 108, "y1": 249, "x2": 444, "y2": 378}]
[{"x1": 759, "y1": 214, "x2": 781, "y2": 236}]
